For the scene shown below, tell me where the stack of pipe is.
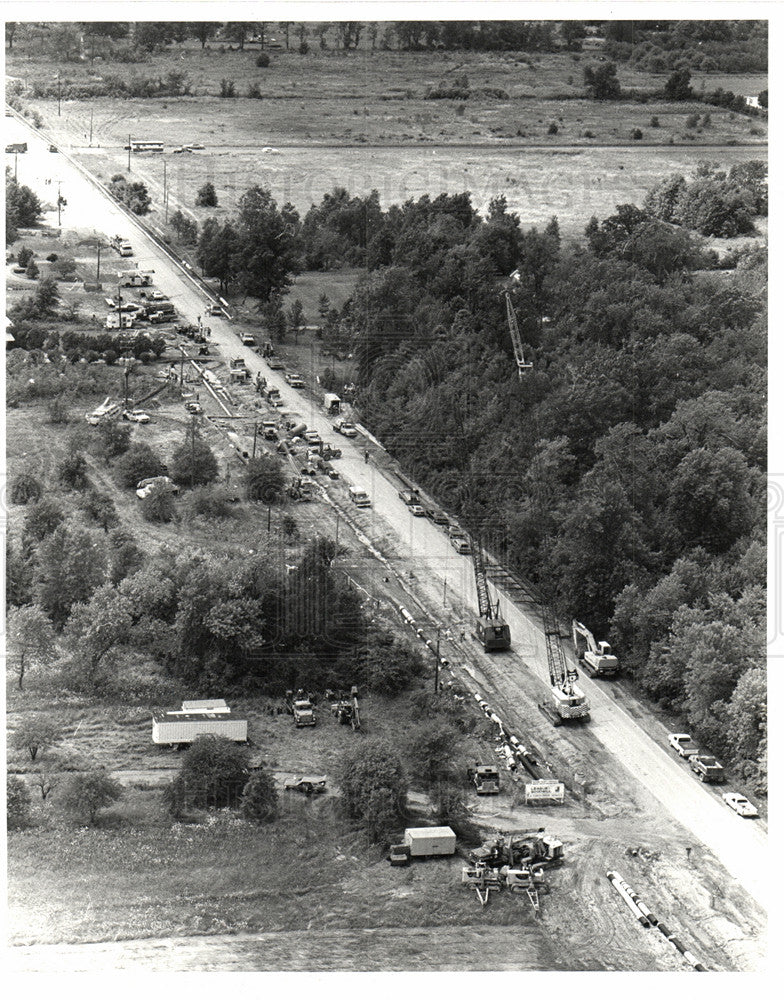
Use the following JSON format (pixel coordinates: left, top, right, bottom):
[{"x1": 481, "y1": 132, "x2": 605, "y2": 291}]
[{"x1": 606, "y1": 871, "x2": 706, "y2": 971}]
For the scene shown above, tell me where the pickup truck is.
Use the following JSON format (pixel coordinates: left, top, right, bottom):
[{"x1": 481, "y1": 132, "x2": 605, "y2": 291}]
[
  {"x1": 689, "y1": 754, "x2": 725, "y2": 783},
  {"x1": 333, "y1": 419, "x2": 357, "y2": 438},
  {"x1": 668, "y1": 733, "x2": 700, "y2": 758},
  {"x1": 399, "y1": 489, "x2": 420, "y2": 505},
  {"x1": 284, "y1": 775, "x2": 327, "y2": 795},
  {"x1": 450, "y1": 534, "x2": 471, "y2": 554}
]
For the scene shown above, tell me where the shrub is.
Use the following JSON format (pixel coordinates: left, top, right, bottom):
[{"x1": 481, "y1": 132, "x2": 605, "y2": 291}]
[
  {"x1": 650, "y1": 116, "x2": 660, "y2": 127},
  {"x1": 185, "y1": 485, "x2": 236, "y2": 520},
  {"x1": 406, "y1": 722, "x2": 460, "y2": 787},
  {"x1": 631, "y1": 128, "x2": 643, "y2": 140},
  {"x1": 7, "y1": 776, "x2": 32, "y2": 830},
  {"x1": 298, "y1": 42, "x2": 309, "y2": 55},
  {"x1": 59, "y1": 770, "x2": 123, "y2": 824},
  {"x1": 686, "y1": 113, "x2": 700, "y2": 129},
  {"x1": 80, "y1": 489, "x2": 120, "y2": 532},
  {"x1": 245, "y1": 454, "x2": 286, "y2": 502},
  {"x1": 246, "y1": 82, "x2": 262, "y2": 99},
  {"x1": 96, "y1": 419, "x2": 132, "y2": 460},
  {"x1": 10, "y1": 472, "x2": 43, "y2": 505},
  {"x1": 241, "y1": 769, "x2": 279, "y2": 824},
  {"x1": 57, "y1": 451, "x2": 90, "y2": 491},
  {"x1": 17, "y1": 246, "x2": 34, "y2": 268},
  {"x1": 26, "y1": 260, "x2": 40, "y2": 280},
  {"x1": 141, "y1": 487, "x2": 176, "y2": 523},
  {"x1": 195, "y1": 182, "x2": 218, "y2": 208},
  {"x1": 169, "y1": 435, "x2": 219, "y2": 487},
  {"x1": 23, "y1": 496, "x2": 65, "y2": 545},
  {"x1": 166, "y1": 736, "x2": 251, "y2": 815},
  {"x1": 282, "y1": 514, "x2": 298, "y2": 537},
  {"x1": 340, "y1": 738, "x2": 407, "y2": 842},
  {"x1": 116, "y1": 443, "x2": 167, "y2": 488},
  {"x1": 256, "y1": 52, "x2": 271, "y2": 68},
  {"x1": 583, "y1": 129, "x2": 595, "y2": 138},
  {"x1": 219, "y1": 79, "x2": 236, "y2": 97},
  {"x1": 547, "y1": 122, "x2": 558, "y2": 135}
]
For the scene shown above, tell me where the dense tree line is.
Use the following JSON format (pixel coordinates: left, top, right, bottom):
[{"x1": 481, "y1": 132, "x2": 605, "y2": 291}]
[
  {"x1": 604, "y1": 19, "x2": 767, "y2": 74},
  {"x1": 277, "y1": 176, "x2": 765, "y2": 789}
]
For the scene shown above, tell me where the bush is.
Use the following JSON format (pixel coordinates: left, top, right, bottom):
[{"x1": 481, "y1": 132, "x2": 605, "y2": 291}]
[
  {"x1": 406, "y1": 722, "x2": 460, "y2": 788},
  {"x1": 340, "y1": 738, "x2": 407, "y2": 842},
  {"x1": 59, "y1": 770, "x2": 123, "y2": 824},
  {"x1": 355, "y1": 630, "x2": 425, "y2": 695},
  {"x1": 26, "y1": 260, "x2": 40, "y2": 280},
  {"x1": 166, "y1": 736, "x2": 250, "y2": 815},
  {"x1": 195, "y1": 182, "x2": 218, "y2": 208},
  {"x1": 141, "y1": 487, "x2": 176, "y2": 523},
  {"x1": 547, "y1": 122, "x2": 558, "y2": 135},
  {"x1": 169, "y1": 434, "x2": 219, "y2": 487},
  {"x1": 56, "y1": 450, "x2": 90, "y2": 491},
  {"x1": 17, "y1": 246, "x2": 34, "y2": 268},
  {"x1": 241, "y1": 769, "x2": 279, "y2": 824},
  {"x1": 686, "y1": 113, "x2": 700, "y2": 129},
  {"x1": 116, "y1": 443, "x2": 167, "y2": 488},
  {"x1": 282, "y1": 514, "x2": 298, "y2": 537},
  {"x1": 185, "y1": 485, "x2": 236, "y2": 520},
  {"x1": 10, "y1": 472, "x2": 43, "y2": 505},
  {"x1": 247, "y1": 82, "x2": 262, "y2": 99},
  {"x1": 245, "y1": 454, "x2": 286, "y2": 502},
  {"x1": 7, "y1": 776, "x2": 32, "y2": 830},
  {"x1": 80, "y1": 489, "x2": 120, "y2": 532},
  {"x1": 298, "y1": 42, "x2": 309, "y2": 55},
  {"x1": 23, "y1": 496, "x2": 65, "y2": 545},
  {"x1": 631, "y1": 128, "x2": 643, "y2": 140},
  {"x1": 650, "y1": 116, "x2": 660, "y2": 127},
  {"x1": 256, "y1": 52, "x2": 271, "y2": 67},
  {"x1": 219, "y1": 79, "x2": 236, "y2": 97},
  {"x1": 96, "y1": 419, "x2": 132, "y2": 460}
]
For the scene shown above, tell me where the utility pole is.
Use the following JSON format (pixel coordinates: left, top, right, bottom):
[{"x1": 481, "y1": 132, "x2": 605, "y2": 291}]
[
  {"x1": 117, "y1": 282, "x2": 122, "y2": 330},
  {"x1": 163, "y1": 160, "x2": 168, "y2": 224},
  {"x1": 123, "y1": 365, "x2": 130, "y2": 411},
  {"x1": 13, "y1": 152, "x2": 17, "y2": 181},
  {"x1": 89, "y1": 108, "x2": 93, "y2": 145},
  {"x1": 127, "y1": 133, "x2": 131, "y2": 172},
  {"x1": 190, "y1": 414, "x2": 197, "y2": 488},
  {"x1": 57, "y1": 182, "x2": 62, "y2": 226},
  {"x1": 434, "y1": 627, "x2": 441, "y2": 693},
  {"x1": 57, "y1": 74, "x2": 61, "y2": 116},
  {"x1": 267, "y1": 505, "x2": 271, "y2": 533},
  {"x1": 252, "y1": 421, "x2": 258, "y2": 459},
  {"x1": 335, "y1": 511, "x2": 340, "y2": 548},
  {"x1": 96, "y1": 243, "x2": 101, "y2": 282},
  {"x1": 443, "y1": 577, "x2": 447, "y2": 606}
]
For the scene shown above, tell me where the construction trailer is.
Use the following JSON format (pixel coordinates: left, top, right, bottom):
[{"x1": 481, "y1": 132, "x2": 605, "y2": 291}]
[
  {"x1": 404, "y1": 826, "x2": 456, "y2": 857},
  {"x1": 152, "y1": 704, "x2": 247, "y2": 745},
  {"x1": 572, "y1": 620, "x2": 619, "y2": 678}
]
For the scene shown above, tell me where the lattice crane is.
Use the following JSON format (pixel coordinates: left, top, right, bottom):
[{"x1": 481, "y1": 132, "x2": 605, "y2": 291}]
[{"x1": 505, "y1": 270, "x2": 533, "y2": 378}]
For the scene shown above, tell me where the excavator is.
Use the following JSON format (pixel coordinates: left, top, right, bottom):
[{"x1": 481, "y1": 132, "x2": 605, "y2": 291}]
[
  {"x1": 471, "y1": 537, "x2": 511, "y2": 651},
  {"x1": 539, "y1": 605, "x2": 590, "y2": 726},
  {"x1": 572, "y1": 620, "x2": 620, "y2": 678}
]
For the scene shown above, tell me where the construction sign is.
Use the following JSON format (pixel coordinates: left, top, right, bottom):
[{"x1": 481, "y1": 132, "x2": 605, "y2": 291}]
[{"x1": 525, "y1": 780, "x2": 565, "y2": 804}]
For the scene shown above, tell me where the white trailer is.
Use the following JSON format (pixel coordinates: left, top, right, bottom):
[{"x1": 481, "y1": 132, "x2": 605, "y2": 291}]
[
  {"x1": 152, "y1": 711, "x2": 247, "y2": 745},
  {"x1": 403, "y1": 826, "x2": 456, "y2": 857},
  {"x1": 324, "y1": 392, "x2": 341, "y2": 414},
  {"x1": 180, "y1": 699, "x2": 230, "y2": 714}
]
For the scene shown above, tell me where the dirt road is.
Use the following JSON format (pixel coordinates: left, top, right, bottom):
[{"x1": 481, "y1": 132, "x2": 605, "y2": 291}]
[{"x1": 7, "y1": 113, "x2": 768, "y2": 917}]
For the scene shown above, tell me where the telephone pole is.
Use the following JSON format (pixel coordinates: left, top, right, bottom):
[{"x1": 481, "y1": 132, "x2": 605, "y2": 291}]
[
  {"x1": 89, "y1": 108, "x2": 93, "y2": 145},
  {"x1": 127, "y1": 133, "x2": 131, "y2": 171},
  {"x1": 190, "y1": 414, "x2": 197, "y2": 488},
  {"x1": 57, "y1": 74, "x2": 61, "y2": 116},
  {"x1": 57, "y1": 182, "x2": 62, "y2": 226},
  {"x1": 163, "y1": 160, "x2": 168, "y2": 223},
  {"x1": 96, "y1": 243, "x2": 101, "y2": 282}
]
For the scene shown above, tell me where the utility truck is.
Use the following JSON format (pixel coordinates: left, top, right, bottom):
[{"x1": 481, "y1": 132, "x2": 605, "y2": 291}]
[
  {"x1": 118, "y1": 270, "x2": 153, "y2": 287},
  {"x1": 572, "y1": 620, "x2": 619, "y2": 678}
]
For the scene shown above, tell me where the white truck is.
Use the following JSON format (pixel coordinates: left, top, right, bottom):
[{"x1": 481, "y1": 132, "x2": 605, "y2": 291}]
[
  {"x1": 118, "y1": 270, "x2": 153, "y2": 287},
  {"x1": 348, "y1": 486, "x2": 371, "y2": 508},
  {"x1": 333, "y1": 418, "x2": 357, "y2": 438},
  {"x1": 110, "y1": 235, "x2": 134, "y2": 257},
  {"x1": 105, "y1": 312, "x2": 134, "y2": 329}
]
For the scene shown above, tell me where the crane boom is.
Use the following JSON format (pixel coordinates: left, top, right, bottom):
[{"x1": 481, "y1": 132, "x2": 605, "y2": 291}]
[
  {"x1": 504, "y1": 291, "x2": 533, "y2": 378},
  {"x1": 469, "y1": 533, "x2": 511, "y2": 651},
  {"x1": 542, "y1": 605, "x2": 577, "y2": 694},
  {"x1": 473, "y1": 541, "x2": 498, "y2": 622}
]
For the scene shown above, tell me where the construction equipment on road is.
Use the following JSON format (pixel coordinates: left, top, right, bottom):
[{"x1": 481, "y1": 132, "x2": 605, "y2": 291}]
[
  {"x1": 504, "y1": 273, "x2": 534, "y2": 377},
  {"x1": 471, "y1": 538, "x2": 511, "y2": 651},
  {"x1": 539, "y1": 605, "x2": 590, "y2": 725},
  {"x1": 229, "y1": 358, "x2": 250, "y2": 383},
  {"x1": 328, "y1": 686, "x2": 361, "y2": 731},
  {"x1": 572, "y1": 619, "x2": 619, "y2": 677},
  {"x1": 470, "y1": 762, "x2": 500, "y2": 795},
  {"x1": 285, "y1": 689, "x2": 316, "y2": 727}
]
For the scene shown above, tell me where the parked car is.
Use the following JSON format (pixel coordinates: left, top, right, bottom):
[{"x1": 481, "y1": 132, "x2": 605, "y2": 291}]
[
  {"x1": 190, "y1": 142, "x2": 205, "y2": 150},
  {"x1": 399, "y1": 489, "x2": 420, "y2": 505},
  {"x1": 206, "y1": 303, "x2": 223, "y2": 316},
  {"x1": 426, "y1": 507, "x2": 449, "y2": 525},
  {"x1": 410, "y1": 503, "x2": 426, "y2": 517},
  {"x1": 286, "y1": 374, "x2": 305, "y2": 388},
  {"x1": 722, "y1": 792, "x2": 759, "y2": 818},
  {"x1": 241, "y1": 333, "x2": 256, "y2": 347},
  {"x1": 450, "y1": 534, "x2": 471, "y2": 554},
  {"x1": 123, "y1": 410, "x2": 150, "y2": 423},
  {"x1": 284, "y1": 775, "x2": 327, "y2": 795},
  {"x1": 668, "y1": 733, "x2": 700, "y2": 758},
  {"x1": 48, "y1": 144, "x2": 58, "y2": 153},
  {"x1": 185, "y1": 401, "x2": 202, "y2": 414},
  {"x1": 136, "y1": 476, "x2": 178, "y2": 499},
  {"x1": 267, "y1": 358, "x2": 284, "y2": 370}
]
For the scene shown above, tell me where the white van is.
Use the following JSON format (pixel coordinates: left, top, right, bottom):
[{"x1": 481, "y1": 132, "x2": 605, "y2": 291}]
[{"x1": 348, "y1": 486, "x2": 371, "y2": 508}]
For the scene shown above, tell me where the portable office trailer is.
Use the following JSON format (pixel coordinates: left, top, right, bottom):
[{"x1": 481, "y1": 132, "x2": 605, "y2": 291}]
[
  {"x1": 152, "y1": 711, "x2": 247, "y2": 745},
  {"x1": 403, "y1": 826, "x2": 456, "y2": 857},
  {"x1": 180, "y1": 699, "x2": 230, "y2": 714}
]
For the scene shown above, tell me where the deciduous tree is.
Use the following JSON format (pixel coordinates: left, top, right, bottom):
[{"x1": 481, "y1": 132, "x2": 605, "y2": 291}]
[{"x1": 7, "y1": 605, "x2": 55, "y2": 689}]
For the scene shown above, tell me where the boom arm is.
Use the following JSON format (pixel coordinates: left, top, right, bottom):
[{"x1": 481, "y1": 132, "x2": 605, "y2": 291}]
[
  {"x1": 543, "y1": 605, "x2": 578, "y2": 695},
  {"x1": 504, "y1": 292, "x2": 533, "y2": 378},
  {"x1": 472, "y1": 538, "x2": 499, "y2": 621},
  {"x1": 572, "y1": 619, "x2": 599, "y2": 655}
]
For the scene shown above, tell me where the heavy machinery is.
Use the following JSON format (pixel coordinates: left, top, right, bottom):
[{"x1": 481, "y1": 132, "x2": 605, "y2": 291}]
[
  {"x1": 469, "y1": 762, "x2": 500, "y2": 795},
  {"x1": 287, "y1": 477, "x2": 314, "y2": 502},
  {"x1": 539, "y1": 605, "x2": 590, "y2": 725},
  {"x1": 285, "y1": 689, "x2": 316, "y2": 727},
  {"x1": 328, "y1": 686, "x2": 361, "y2": 731},
  {"x1": 469, "y1": 831, "x2": 564, "y2": 870},
  {"x1": 571, "y1": 620, "x2": 619, "y2": 678},
  {"x1": 471, "y1": 538, "x2": 511, "y2": 651},
  {"x1": 504, "y1": 274, "x2": 534, "y2": 378}
]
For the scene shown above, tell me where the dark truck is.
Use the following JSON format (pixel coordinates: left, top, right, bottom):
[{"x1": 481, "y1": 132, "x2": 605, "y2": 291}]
[{"x1": 689, "y1": 754, "x2": 725, "y2": 783}]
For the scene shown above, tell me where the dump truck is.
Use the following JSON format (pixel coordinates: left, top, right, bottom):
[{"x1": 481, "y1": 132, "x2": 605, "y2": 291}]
[
  {"x1": 285, "y1": 690, "x2": 316, "y2": 727},
  {"x1": 690, "y1": 754, "x2": 725, "y2": 783},
  {"x1": 470, "y1": 763, "x2": 501, "y2": 795}
]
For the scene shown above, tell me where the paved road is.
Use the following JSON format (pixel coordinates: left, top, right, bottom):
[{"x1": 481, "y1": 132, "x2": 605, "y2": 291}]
[{"x1": 7, "y1": 114, "x2": 768, "y2": 913}]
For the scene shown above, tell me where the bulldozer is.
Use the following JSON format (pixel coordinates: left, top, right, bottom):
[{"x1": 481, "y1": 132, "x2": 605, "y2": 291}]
[{"x1": 469, "y1": 831, "x2": 564, "y2": 870}]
